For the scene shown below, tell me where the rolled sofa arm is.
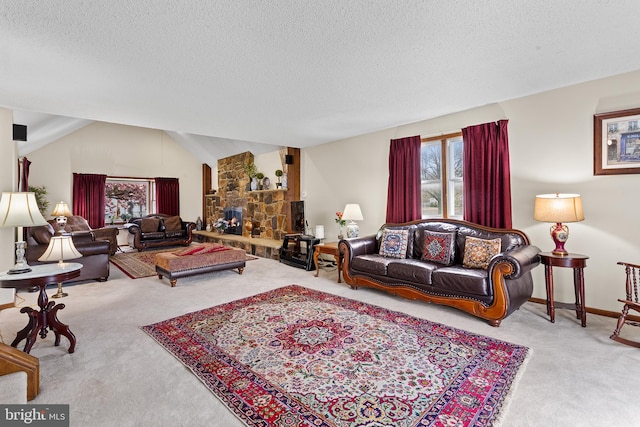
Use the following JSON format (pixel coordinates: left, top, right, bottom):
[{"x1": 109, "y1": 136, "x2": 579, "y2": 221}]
[
  {"x1": 340, "y1": 235, "x2": 377, "y2": 264},
  {"x1": 490, "y1": 245, "x2": 541, "y2": 279}
]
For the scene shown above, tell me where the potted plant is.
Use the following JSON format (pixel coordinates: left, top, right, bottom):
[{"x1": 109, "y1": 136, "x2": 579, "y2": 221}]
[
  {"x1": 275, "y1": 169, "x2": 283, "y2": 188},
  {"x1": 243, "y1": 162, "x2": 258, "y2": 190},
  {"x1": 256, "y1": 172, "x2": 265, "y2": 190},
  {"x1": 28, "y1": 185, "x2": 49, "y2": 216}
]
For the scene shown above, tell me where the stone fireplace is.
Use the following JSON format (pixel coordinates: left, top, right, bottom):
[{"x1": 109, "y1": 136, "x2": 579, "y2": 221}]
[
  {"x1": 203, "y1": 152, "x2": 289, "y2": 241},
  {"x1": 223, "y1": 206, "x2": 243, "y2": 235}
]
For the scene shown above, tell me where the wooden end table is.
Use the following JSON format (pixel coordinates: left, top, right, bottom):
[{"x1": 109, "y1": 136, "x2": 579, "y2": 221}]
[
  {"x1": 314, "y1": 242, "x2": 342, "y2": 283},
  {"x1": 0, "y1": 263, "x2": 81, "y2": 353},
  {"x1": 539, "y1": 252, "x2": 589, "y2": 327}
]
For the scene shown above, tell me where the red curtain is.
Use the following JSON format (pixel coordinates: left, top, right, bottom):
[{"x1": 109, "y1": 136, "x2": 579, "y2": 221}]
[
  {"x1": 462, "y1": 120, "x2": 512, "y2": 228},
  {"x1": 18, "y1": 157, "x2": 31, "y2": 192},
  {"x1": 72, "y1": 173, "x2": 107, "y2": 228},
  {"x1": 155, "y1": 177, "x2": 180, "y2": 216},
  {"x1": 386, "y1": 135, "x2": 422, "y2": 223}
]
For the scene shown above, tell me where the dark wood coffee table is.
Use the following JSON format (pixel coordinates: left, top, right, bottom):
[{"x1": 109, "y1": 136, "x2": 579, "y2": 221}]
[{"x1": 0, "y1": 263, "x2": 81, "y2": 353}]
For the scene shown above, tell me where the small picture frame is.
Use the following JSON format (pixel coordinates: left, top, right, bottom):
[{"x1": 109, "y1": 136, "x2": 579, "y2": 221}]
[{"x1": 594, "y1": 108, "x2": 640, "y2": 175}]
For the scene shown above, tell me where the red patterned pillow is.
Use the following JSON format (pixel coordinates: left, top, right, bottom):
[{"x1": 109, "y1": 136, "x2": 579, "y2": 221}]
[
  {"x1": 174, "y1": 244, "x2": 206, "y2": 256},
  {"x1": 422, "y1": 231, "x2": 456, "y2": 265}
]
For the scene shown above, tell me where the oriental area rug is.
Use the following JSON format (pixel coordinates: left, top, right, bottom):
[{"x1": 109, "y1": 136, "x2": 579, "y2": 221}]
[
  {"x1": 110, "y1": 247, "x2": 257, "y2": 279},
  {"x1": 142, "y1": 285, "x2": 529, "y2": 426}
]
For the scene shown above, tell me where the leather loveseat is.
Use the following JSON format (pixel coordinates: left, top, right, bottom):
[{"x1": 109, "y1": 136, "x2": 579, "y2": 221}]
[
  {"x1": 340, "y1": 218, "x2": 541, "y2": 326},
  {"x1": 127, "y1": 214, "x2": 195, "y2": 251},
  {"x1": 59, "y1": 215, "x2": 119, "y2": 255},
  {"x1": 26, "y1": 222, "x2": 111, "y2": 283}
]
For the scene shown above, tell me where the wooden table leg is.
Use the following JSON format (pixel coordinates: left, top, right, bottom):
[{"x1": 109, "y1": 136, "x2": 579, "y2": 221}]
[
  {"x1": 544, "y1": 264, "x2": 555, "y2": 323},
  {"x1": 574, "y1": 267, "x2": 587, "y2": 327},
  {"x1": 47, "y1": 302, "x2": 76, "y2": 353},
  {"x1": 334, "y1": 254, "x2": 342, "y2": 283},
  {"x1": 314, "y1": 247, "x2": 320, "y2": 277}
]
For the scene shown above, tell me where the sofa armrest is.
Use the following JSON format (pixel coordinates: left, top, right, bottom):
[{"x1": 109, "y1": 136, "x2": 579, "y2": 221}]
[
  {"x1": 339, "y1": 235, "x2": 377, "y2": 263},
  {"x1": 491, "y1": 245, "x2": 541, "y2": 279}
]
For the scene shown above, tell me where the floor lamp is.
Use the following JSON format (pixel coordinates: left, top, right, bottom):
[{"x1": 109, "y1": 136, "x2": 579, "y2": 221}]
[
  {"x1": 0, "y1": 192, "x2": 49, "y2": 274},
  {"x1": 38, "y1": 235, "x2": 83, "y2": 298}
]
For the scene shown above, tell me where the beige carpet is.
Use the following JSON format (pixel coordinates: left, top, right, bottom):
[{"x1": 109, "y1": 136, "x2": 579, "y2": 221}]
[
  {"x1": 0, "y1": 258, "x2": 639, "y2": 426},
  {"x1": 110, "y1": 247, "x2": 258, "y2": 279}
]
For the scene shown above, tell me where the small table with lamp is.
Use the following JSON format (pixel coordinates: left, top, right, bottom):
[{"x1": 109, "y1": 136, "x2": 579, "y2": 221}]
[
  {"x1": 539, "y1": 252, "x2": 589, "y2": 327},
  {"x1": 0, "y1": 262, "x2": 81, "y2": 353},
  {"x1": 314, "y1": 242, "x2": 343, "y2": 283}
]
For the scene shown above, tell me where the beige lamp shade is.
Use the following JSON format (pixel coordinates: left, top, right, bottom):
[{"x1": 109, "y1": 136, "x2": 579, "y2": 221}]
[
  {"x1": 38, "y1": 235, "x2": 82, "y2": 264},
  {"x1": 0, "y1": 192, "x2": 48, "y2": 228},
  {"x1": 342, "y1": 204, "x2": 364, "y2": 221},
  {"x1": 51, "y1": 201, "x2": 73, "y2": 218},
  {"x1": 533, "y1": 194, "x2": 584, "y2": 223}
]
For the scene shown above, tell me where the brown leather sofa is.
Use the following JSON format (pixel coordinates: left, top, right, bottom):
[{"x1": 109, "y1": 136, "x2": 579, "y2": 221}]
[
  {"x1": 127, "y1": 214, "x2": 195, "y2": 251},
  {"x1": 340, "y1": 218, "x2": 541, "y2": 326},
  {"x1": 60, "y1": 216, "x2": 119, "y2": 255},
  {"x1": 26, "y1": 222, "x2": 111, "y2": 283}
]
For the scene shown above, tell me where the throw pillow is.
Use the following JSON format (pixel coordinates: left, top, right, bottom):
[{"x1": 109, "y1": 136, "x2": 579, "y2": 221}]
[
  {"x1": 421, "y1": 230, "x2": 456, "y2": 265},
  {"x1": 174, "y1": 244, "x2": 206, "y2": 256},
  {"x1": 462, "y1": 236, "x2": 502, "y2": 270},
  {"x1": 379, "y1": 228, "x2": 409, "y2": 259},
  {"x1": 163, "y1": 215, "x2": 182, "y2": 232},
  {"x1": 140, "y1": 218, "x2": 160, "y2": 233}
]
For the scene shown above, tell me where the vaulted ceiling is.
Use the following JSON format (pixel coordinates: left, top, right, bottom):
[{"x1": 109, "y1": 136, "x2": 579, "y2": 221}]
[{"x1": 4, "y1": 1, "x2": 640, "y2": 163}]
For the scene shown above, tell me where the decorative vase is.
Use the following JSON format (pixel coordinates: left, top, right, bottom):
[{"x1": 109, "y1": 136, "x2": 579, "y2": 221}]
[
  {"x1": 206, "y1": 223, "x2": 212, "y2": 232},
  {"x1": 250, "y1": 177, "x2": 258, "y2": 191},
  {"x1": 338, "y1": 225, "x2": 344, "y2": 240},
  {"x1": 281, "y1": 173, "x2": 288, "y2": 189}
]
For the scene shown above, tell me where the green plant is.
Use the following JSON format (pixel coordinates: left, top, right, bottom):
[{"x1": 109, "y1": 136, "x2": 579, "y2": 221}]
[
  {"x1": 275, "y1": 169, "x2": 283, "y2": 181},
  {"x1": 256, "y1": 172, "x2": 265, "y2": 180},
  {"x1": 28, "y1": 185, "x2": 49, "y2": 216},
  {"x1": 243, "y1": 162, "x2": 258, "y2": 178}
]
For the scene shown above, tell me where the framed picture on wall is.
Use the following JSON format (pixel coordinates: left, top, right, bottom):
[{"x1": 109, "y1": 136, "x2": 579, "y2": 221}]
[{"x1": 594, "y1": 107, "x2": 640, "y2": 175}]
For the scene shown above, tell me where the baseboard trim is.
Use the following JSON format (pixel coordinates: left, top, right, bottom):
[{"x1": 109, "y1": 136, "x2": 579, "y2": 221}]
[{"x1": 528, "y1": 297, "x2": 640, "y2": 322}]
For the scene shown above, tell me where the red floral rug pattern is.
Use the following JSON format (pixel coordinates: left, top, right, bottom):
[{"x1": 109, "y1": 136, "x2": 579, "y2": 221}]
[{"x1": 142, "y1": 285, "x2": 529, "y2": 426}]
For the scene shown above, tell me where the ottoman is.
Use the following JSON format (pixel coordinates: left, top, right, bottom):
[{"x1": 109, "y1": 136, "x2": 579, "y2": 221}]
[{"x1": 155, "y1": 243, "x2": 246, "y2": 287}]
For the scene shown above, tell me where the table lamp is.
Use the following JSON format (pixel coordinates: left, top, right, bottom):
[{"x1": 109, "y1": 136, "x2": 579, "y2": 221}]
[
  {"x1": 533, "y1": 193, "x2": 584, "y2": 256},
  {"x1": 51, "y1": 201, "x2": 73, "y2": 234},
  {"x1": 0, "y1": 192, "x2": 49, "y2": 274},
  {"x1": 315, "y1": 225, "x2": 325, "y2": 242},
  {"x1": 342, "y1": 204, "x2": 364, "y2": 238},
  {"x1": 38, "y1": 235, "x2": 82, "y2": 298}
]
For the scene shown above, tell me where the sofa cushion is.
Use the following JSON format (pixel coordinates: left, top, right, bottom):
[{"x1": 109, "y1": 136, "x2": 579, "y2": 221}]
[
  {"x1": 421, "y1": 230, "x2": 456, "y2": 265},
  {"x1": 141, "y1": 218, "x2": 161, "y2": 233},
  {"x1": 431, "y1": 266, "x2": 492, "y2": 301},
  {"x1": 165, "y1": 230, "x2": 187, "y2": 238},
  {"x1": 377, "y1": 224, "x2": 416, "y2": 258},
  {"x1": 379, "y1": 228, "x2": 409, "y2": 259},
  {"x1": 141, "y1": 231, "x2": 165, "y2": 240},
  {"x1": 462, "y1": 236, "x2": 502, "y2": 269},
  {"x1": 387, "y1": 258, "x2": 438, "y2": 284},
  {"x1": 164, "y1": 215, "x2": 182, "y2": 232},
  {"x1": 351, "y1": 254, "x2": 393, "y2": 276}
]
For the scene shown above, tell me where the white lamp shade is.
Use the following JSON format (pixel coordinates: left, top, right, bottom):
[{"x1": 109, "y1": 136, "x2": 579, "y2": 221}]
[
  {"x1": 51, "y1": 201, "x2": 73, "y2": 218},
  {"x1": 38, "y1": 236, "x2": 82, "y2": 262},
  {"x1": 0, "y1": 192, "x2": 48, "y2": 228},
  {"x1": 342, "y1": 204, "x2": 364, "y2": 221},
  {"x1": 534, "y1": 194, "x2": 584, "y2": 223}
]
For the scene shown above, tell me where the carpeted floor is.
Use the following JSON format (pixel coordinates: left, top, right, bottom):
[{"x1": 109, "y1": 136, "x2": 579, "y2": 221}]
[
  {"x1": 1, "y1": 257, "x2": 639, "y2": 426},
  {"x1": 110, "y1": 246, "x2": 258, "y2": 279},
  {"x1": 143, "y1": 285, "x2": 529, "y2": 426}
]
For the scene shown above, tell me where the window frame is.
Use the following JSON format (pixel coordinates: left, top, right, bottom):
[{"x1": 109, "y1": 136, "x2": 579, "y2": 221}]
[
  {"x1": 104, "y1": 177, "x2": 156, "y2": 225},
  {"x1": 420, "y1": 132, "x2": 463, "y2": 219}
]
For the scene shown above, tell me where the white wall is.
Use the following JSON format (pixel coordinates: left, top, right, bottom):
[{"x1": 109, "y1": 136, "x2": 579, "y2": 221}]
[
  {"x1": 26, "y1": 122, "x2": 203, "y2": 223},
  {"x1": 302, "y1": 70, "x2": 640, "y2": 313},
  {"x1": 0, "y1": 108, "x2": 17, "y2": 271}
]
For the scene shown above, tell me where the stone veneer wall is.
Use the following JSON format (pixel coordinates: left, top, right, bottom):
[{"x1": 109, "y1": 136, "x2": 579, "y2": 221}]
[{"x1": 204, "y1": 152, "x2": 288, "y2": 240}]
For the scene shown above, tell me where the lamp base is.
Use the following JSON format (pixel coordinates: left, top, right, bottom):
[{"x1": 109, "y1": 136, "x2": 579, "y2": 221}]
[
  {"x1": 51, "y1": 282, "x2": 68, "y2": 299},
  {"x1": 346, "y1": 221, "x2": 359, "y2": 239},
  {"x1": 550, "y1": 222, "x2": 570, "y2": 256},
  {"x1": 8, "y1": 241, "x2": 31, "y2": 274}
]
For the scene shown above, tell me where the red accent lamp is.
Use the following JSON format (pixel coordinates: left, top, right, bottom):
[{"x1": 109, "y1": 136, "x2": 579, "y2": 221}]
[{"x1": 534, "y1": 193, "x2": 584, "y2": 256}]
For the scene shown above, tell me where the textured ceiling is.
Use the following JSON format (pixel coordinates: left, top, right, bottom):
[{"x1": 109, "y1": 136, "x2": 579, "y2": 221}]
[{"x1": 4, "y1": 1, "x2": 640, "y2": 159}]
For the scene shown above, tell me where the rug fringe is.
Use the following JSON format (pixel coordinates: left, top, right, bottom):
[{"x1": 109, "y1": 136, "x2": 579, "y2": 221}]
[{"x1": 490, "y1": 346, "x2": 533, "y2": 427}]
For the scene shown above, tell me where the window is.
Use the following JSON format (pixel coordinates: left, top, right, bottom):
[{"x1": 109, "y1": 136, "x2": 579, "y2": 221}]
[
  {"x1": 104, "y1": 178, "x2": 155, "y2": 225},
  {"x1": 421, "y1": 133, "x2": 463, "y2": 219}
]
